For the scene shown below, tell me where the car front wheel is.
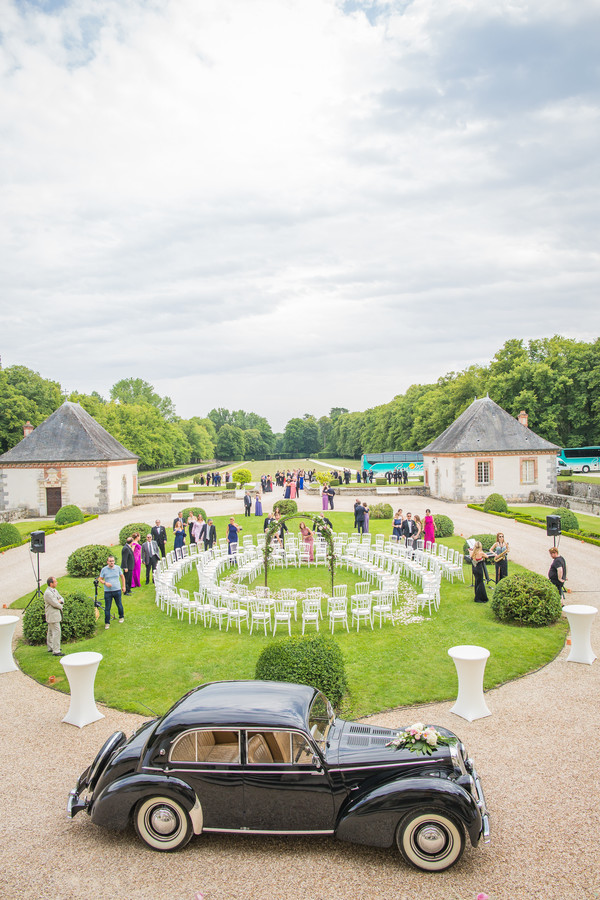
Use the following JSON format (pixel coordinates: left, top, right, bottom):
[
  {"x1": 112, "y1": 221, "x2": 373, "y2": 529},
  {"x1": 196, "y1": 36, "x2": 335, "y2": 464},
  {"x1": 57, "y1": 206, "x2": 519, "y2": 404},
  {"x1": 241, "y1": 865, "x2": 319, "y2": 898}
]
[
  {"x1": 135, "y1": 796, "x2": 193, "y2": 851},
  {"x1": 396, "y1": 808, "x2": 465, "y2": 871}
]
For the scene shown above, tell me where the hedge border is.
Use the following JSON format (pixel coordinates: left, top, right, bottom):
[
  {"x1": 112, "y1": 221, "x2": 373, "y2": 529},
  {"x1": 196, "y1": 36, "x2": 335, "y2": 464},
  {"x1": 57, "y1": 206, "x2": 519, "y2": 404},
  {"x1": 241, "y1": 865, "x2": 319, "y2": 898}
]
[
  {"x1": 467, "y1": 504, "x2": 600, "y2": 548},
  {"x1": 0, "y1": 515, "x2": 98, "y2": 553}
]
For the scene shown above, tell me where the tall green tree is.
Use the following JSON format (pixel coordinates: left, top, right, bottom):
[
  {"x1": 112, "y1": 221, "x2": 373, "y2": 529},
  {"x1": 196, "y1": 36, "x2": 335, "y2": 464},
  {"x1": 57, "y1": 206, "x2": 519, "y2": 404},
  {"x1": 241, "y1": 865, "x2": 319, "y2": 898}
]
[
  {"x1": 0, "y1": 366, "x2": 63, "y2": 452},
  {"x1": 110, "y1": 378, "x2": 176, "y2": 421}
]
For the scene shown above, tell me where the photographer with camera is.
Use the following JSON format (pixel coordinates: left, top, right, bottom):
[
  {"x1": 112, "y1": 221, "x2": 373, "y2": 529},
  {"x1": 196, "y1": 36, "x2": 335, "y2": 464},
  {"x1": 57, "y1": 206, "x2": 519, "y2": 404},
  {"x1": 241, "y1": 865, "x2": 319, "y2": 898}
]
[{"x1": 98, "y1": 556, "x2": 126, "y2": 630}]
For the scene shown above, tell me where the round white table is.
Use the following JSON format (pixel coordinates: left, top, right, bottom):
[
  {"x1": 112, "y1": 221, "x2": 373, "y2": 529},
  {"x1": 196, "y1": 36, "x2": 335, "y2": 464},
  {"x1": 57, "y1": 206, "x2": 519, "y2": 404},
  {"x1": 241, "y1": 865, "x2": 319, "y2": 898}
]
[
  {"x1": 563, "y1": 605, "x2": 597, "y2": 665},
  {"x1": 0, "y1": 615, "x2": 19, "y2": 674},
  {"x1": 448, "y1": 644, "x2": 491, "y2": 722},
  {"x1": 60, "y1": 651, "x2": 104, "y2": 728}
]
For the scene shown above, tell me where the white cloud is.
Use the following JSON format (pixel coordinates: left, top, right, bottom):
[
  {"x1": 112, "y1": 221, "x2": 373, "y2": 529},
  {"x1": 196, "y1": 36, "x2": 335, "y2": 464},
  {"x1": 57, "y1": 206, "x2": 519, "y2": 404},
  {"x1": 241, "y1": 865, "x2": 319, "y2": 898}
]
[{"x1": 1, "y1": 0, "x2": 599, "y2": 431}]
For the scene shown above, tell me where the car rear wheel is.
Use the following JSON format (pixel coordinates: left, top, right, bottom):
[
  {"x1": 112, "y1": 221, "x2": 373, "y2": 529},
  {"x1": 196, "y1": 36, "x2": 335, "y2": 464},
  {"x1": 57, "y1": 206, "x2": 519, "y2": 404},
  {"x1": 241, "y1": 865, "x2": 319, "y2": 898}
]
[
  {"x1": 396, "y1": 808, "x2": 465, "y2": 871},
  {"x1": 135, "y1": 796, "x2": 193, "y2": 851}
]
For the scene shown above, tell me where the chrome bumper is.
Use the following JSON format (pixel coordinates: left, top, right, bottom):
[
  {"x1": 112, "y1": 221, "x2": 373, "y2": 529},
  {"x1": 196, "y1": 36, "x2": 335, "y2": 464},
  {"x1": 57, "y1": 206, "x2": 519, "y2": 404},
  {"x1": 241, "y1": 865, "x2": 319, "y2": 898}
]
[
  {"x1": 473, "y1": 771, "x2": 491, "y2": 843},
  {"x1": 67, "y1": 788, "x2": 89, "y2": 819}
]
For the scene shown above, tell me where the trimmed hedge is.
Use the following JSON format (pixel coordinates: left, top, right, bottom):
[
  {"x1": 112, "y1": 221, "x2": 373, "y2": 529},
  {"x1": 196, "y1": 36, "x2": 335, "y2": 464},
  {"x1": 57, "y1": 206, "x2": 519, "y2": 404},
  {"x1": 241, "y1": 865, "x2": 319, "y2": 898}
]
[
  {"x1": 483, "y1": 493, "x2": 508, "y2": 513},
  {"x1": 118, "y1": 522, "x2": 152, "y2": 544},
  {"x1": 255, "y1": 634, "x2": 348, "y2": 706},
  {"x1": 225, "y1": 483, "x2": 236, "y2": 490},
  {"x1": 370, "y1": 503, "x2": 393, "y2": 519},
  {"x1": 67, "y1": 544, "x2": 113, "y2": 577},
  {"x1": 273, "y1": 499, "x2": 298, "y2": 516},
  {"x1": 177, "y1": 483, "x2": 190, "y2": 491},
  {"x1": 555, "y1": 507, "x2": 579, "y2": 533},
  {"x1": 491, "y1": 572, "x2": 562, "y2": 627},
  {"x1": 0, "y1": 523, "x2": 21, "y2": 549},
  {"x1": 55, "y1": 504, "x2": 84, "y2": 525},
  {"x1": 181, "y1": 507, "x2": 208, "y2": 522},
  {"x1": 375, "y1": 478, "x2": 387, "y2": 486},
  {"x1": 433, "y1": 514, "x2": 454, "y2": 538},
  {"x1": 463, "y1": 534, "x2": 497, "y2": 554},
  {"x1": 22, "y1": 589, "x2": 98, "y2": 645}
]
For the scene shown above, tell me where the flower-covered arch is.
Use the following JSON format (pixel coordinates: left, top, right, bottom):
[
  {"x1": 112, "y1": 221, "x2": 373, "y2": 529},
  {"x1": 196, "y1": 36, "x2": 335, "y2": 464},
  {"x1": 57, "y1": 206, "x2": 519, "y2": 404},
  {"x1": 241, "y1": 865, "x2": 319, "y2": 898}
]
[{"x1": 263, "y1": 513, "x2": 336, "y2": 594}]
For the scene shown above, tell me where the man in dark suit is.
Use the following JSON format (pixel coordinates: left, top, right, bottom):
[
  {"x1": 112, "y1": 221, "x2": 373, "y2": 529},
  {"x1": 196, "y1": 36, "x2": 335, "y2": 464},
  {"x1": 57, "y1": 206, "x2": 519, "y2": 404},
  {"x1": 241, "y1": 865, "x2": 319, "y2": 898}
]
[
  {"x1": 151, "y1": 519, "x2": 167, "y2": 558},
  {"x1": 403, "y1": 468, "x2": 408, "y2": 484},
  {"x1": 243, "y1": 491, "x2": 252, "y2": 517},
  {"x1": 326, "y1": 485, "x2": 335, "y2": 510},
  {"x1": 141, "y1": 534, "x2": 160, "y2": 584},
  {"x1": 264, "y1": 513, "x2": 275, "y2": 532},
  {"x1": 401, "y1": 512, "x2": 418, "y2": 548},
  {"x1": 121, "y1": 537, "x2": 135, "y2": 594},
  {"x1": 355, "y1": 500, "x2": 365, "y2": 534},
  {"x1": 204, "y1": 519, "x2": 217, "y2": 550},
  {"x1": 173, "y1": 512, "x2": 184, "y2": 532}
]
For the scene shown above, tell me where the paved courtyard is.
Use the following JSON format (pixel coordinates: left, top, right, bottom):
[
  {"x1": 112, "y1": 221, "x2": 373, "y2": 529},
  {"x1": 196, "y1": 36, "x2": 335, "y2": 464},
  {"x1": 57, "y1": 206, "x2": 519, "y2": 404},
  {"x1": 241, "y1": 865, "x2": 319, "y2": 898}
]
[{"x1": 1, "y1": 490, "x2": 599, "y2": 900}]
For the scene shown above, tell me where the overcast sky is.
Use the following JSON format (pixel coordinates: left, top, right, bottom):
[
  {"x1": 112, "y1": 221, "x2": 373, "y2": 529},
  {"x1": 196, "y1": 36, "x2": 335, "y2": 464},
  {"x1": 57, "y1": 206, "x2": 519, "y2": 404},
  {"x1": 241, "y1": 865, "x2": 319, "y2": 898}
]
[{"x1": 1, "y1": 0, "x2": 599, "y2": 431}]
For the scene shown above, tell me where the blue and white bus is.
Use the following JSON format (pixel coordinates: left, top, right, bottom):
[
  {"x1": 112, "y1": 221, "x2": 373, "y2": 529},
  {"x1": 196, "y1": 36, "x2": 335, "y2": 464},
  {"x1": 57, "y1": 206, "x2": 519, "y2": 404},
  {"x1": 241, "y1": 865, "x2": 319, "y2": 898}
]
[{"x1": 558, "y1": 447, "x2": 600, "y2": 473}]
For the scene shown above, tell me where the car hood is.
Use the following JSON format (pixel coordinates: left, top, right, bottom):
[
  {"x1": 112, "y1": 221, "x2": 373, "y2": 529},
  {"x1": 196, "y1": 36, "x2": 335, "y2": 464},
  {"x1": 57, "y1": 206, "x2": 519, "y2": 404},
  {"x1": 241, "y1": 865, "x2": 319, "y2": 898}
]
[{"x1": 330, "y1": 720, "x2": 455, "y2": 769}]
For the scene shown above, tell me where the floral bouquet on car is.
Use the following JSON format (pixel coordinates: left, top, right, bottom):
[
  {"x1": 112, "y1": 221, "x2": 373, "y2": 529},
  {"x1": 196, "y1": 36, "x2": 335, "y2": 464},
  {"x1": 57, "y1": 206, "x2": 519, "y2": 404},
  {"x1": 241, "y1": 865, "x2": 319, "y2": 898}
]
[{"x1": 387, "y1": 722, "x2": 456, "y2": 756}]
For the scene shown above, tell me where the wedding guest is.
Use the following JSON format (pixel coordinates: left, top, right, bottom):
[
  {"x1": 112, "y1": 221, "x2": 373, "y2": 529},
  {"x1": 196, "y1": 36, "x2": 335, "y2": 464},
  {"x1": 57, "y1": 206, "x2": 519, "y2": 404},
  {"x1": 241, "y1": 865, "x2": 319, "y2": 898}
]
[
  {"x1": 299, "y1": 521, "x2": 314, "y2": 562},
  {"x1": 141, "y1": 534, "x2": 160, "y2": 584},
  {"x1": 363, "y1": 501, "x2": 370, "y2": 534},
  {"x1": 131, "y1": 533, "x2": 142, "y2": 588},
  {"x1": 423, "y1": 509, "x2": 435, "y2": 547}
]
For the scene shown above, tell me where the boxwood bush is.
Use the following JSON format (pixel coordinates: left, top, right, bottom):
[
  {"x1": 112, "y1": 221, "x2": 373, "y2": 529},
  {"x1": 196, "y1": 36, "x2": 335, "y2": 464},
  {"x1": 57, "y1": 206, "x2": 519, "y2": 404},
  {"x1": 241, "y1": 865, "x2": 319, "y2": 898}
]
[
  {"x1": 483, "y1": 493, "x2": 508, "y2": 513},
  {"x1": 375, "y1": 477, "x2": 387, "y2": 486},
  {"x1": 177, "y1": 483, "x2": 189, "y2": 491},
  {"x1": 462, "y1": 534, "x2": 497, "y2": 554},
  {"x1": 118, "y1": 522, "x2": 152, "y2": 544},
  {"x1": 54, "y1": 504, "x2": 84, "y2": 526},
  {"x1": 181, "y1": 507, "x2": 208, "y2": 522},
  {"x1": 0, "y1": 522, "x2": 21, "y2": 549},
  {"x1": 491, "y1": 572, "x2": 562, "y2": 627},
  {"x1": 225, "y1": 483, "x2": 236, "y2": 490},
  {"x1": 370, "y1": 503, "x2": 393, "y2": 519},
  {"x1": 273, "y1": 499, "x2": 298, "y2": 516},
  {"x1": 66, "y1": 544, "x2": 113, "y2": 577},
  {"x1": 555, "y1": 507, "x2": 579, "y2": 533},
  {"x1": 255, "y1": 634, "x2": 348, "y2": 706},
  {"x1": 22, "y1": 589, "x2": 98, "y2": 645},
  {"x1": 433, "y1": 514, "x2": 454, "y2": 537}
]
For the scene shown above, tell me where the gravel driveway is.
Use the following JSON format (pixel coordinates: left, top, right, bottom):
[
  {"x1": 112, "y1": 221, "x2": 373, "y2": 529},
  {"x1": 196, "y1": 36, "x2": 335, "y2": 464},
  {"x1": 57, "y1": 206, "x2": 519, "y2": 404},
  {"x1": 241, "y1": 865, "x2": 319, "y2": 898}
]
[{"x1": 1, "y1": 493, "x2": 599, "y2": 900}]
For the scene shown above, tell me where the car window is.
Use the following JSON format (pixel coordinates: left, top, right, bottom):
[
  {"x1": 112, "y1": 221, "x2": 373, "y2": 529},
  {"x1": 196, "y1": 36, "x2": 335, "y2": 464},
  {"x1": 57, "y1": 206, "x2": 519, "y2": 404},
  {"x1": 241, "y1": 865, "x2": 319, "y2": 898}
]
[
  {"x1": 170, "y1": 729, "x2": 240, "y2": 763},
  {"x1": 308, "y1": 693, "x2": 333, "y2": 749},
  {"x1": 246, "y1": 731, "x2": 315, "y2": 765}
]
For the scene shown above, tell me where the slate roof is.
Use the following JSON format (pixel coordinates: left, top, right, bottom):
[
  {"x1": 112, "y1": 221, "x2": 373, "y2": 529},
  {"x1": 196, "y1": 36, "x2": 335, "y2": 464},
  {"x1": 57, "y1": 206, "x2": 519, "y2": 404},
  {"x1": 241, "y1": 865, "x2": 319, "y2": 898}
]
[
  {"x1": 0, "y1": 402, "x2": 138, "y2": 463},
  {"x1": 421, "y1": 397, "x2": 560, "y2": 454}
]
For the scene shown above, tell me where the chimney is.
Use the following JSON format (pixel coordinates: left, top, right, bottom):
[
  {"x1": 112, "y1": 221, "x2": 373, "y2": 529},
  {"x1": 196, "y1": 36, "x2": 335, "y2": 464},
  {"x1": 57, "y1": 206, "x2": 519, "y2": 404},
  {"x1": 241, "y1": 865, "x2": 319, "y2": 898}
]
[
  {"x1": 517, "y1": 411, "x2": 528, "y2": 428},
  {"x1": 23, "y1": 421, "x2": 34, "y2": 437}
]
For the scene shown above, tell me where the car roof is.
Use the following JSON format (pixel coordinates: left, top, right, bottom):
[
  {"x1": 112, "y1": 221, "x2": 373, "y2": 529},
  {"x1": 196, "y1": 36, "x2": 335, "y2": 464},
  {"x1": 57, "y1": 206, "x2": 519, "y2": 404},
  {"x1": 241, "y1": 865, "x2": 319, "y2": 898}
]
[{"x1": 153, "y1": 680, "x2": 319, "y2": 736}]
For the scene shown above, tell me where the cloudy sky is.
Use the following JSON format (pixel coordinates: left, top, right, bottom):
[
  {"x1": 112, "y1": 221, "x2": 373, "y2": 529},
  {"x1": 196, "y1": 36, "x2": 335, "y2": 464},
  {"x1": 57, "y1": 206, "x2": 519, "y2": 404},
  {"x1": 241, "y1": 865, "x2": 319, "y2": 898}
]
[{"x1": 1, "y1": 0, "x2": 599, "y2": 431}]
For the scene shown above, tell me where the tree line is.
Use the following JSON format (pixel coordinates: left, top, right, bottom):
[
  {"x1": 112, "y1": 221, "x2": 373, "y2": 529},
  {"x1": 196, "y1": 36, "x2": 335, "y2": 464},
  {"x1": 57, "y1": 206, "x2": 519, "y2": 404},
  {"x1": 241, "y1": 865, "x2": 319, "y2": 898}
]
[{"x1": 1, "y1": 336, "x2": 598, "y2": 468}]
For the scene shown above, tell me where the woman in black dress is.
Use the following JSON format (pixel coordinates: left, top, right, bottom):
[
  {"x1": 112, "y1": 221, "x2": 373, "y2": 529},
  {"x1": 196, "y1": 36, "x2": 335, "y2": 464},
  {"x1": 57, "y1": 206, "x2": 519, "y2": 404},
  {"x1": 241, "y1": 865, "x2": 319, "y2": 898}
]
[{"x1": 469, "y1": 541, "x2": 489, "y2": 603}]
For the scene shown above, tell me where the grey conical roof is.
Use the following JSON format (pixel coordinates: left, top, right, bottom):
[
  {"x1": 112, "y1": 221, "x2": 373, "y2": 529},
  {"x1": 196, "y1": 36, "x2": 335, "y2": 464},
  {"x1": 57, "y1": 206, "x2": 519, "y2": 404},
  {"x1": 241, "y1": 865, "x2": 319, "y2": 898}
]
[
  {"x1": 0, "y1": 401, "x2": 138, "y2": 463},
  {"x1": 422, "y1": 397, "x2": 559, "y2": 454}
]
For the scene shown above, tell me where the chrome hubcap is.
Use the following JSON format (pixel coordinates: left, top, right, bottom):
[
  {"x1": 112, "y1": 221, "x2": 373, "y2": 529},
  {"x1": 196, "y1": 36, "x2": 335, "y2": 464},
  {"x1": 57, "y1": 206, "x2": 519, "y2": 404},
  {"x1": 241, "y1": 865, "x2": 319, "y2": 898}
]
[
  {"x1": 416, "y1": 824, "x2": 447, "y2": 855},
  {"x1": 150, "y1": 806, "x2": 178, "y2": 836}
]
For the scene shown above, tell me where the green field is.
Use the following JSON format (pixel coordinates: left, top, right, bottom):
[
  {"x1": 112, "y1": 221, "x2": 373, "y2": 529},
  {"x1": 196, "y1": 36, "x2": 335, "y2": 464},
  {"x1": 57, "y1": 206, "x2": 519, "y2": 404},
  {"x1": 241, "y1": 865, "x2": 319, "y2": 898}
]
[
  {"x1": 13, "y1": 511, "x2": 567, "y2": 718},
  {"x1": 509, "y1": 504, "x2": 600, "y2": 535}
]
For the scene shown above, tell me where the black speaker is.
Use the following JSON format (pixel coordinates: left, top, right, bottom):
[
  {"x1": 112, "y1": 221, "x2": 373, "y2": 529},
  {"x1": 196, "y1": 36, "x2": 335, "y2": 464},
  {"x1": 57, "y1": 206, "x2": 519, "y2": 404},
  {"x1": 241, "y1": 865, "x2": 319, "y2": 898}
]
[
  {"x1": 30, "y1": 530, "x2": 45, "y2": 553},
  {"x1": 546, "y1": 515, "x2": 561, "y2": 537}
]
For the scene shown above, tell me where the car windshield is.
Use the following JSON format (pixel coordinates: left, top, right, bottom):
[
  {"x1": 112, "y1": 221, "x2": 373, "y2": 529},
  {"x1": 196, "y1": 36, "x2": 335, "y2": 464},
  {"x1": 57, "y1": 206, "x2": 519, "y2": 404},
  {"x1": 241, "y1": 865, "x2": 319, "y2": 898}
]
[{"x1": 308, "y1": 692, "x2": 334, "y2": 750}]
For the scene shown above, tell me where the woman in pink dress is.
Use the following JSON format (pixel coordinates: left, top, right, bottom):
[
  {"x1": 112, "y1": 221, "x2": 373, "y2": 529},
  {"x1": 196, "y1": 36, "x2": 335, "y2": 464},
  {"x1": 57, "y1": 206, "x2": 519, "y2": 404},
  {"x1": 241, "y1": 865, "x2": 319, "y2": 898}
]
[
  {"x1": 131, "y1": 533, "x2": 142, "y2": 588},
  {"x1": 299, "y1": 522, "x2": 314, "y2": 562},
  {"x1": 290, "y1": 477, "x2": 297, "y2": 500},
  {"x1": 322, "y1": 484, "x2": 329, "y2": 511},
  {"x1": 423, "y1": 509, "x2": 435, "y2": 547}
]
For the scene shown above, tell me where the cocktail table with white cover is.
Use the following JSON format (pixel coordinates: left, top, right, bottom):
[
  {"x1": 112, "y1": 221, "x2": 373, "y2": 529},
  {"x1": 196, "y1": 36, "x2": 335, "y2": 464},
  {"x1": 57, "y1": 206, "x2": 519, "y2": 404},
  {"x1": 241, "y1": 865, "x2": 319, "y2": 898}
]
[
  {"x1": 0, "y1": 615, "x2": 19, "y2": 674},
  {"x1": 448, "y1": 644, "x2": 491, "y2": 722},
  {"x1": 563, "y1": 604, "x2": 597, "y2": 665},
  {"x1": 60, "y1": 651, "x2": 104, "y2": 728}
]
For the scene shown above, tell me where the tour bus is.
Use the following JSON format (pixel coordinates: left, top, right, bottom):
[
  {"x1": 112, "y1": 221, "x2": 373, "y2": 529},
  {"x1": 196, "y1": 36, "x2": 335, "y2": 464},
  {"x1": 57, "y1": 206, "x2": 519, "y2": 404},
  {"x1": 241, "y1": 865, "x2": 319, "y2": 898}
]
[{"x1": 558, "y1": 447, "x2": 600, "y2": 473}]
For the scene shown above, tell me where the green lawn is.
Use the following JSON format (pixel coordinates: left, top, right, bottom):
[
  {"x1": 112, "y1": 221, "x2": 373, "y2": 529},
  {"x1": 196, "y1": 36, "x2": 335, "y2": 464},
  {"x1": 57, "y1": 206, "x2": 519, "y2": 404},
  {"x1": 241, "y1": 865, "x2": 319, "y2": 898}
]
[
  {"x1": 558, "y1": 474, "x2": 600, "y2": 484},
  {"x1": 138, "y1": 459, "x2": 340, "y2": 493},
  {"x1": 509, "y1": 504, "x2": 600, "y2": 534},
  {"x1": 13, "y1": 512, "x2": 567, "y2": 718}
]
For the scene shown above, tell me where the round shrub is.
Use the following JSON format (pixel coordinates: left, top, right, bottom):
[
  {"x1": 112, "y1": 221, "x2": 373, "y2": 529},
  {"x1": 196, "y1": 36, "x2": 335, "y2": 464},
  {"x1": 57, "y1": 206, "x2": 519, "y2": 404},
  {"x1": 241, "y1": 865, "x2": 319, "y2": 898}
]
[
  {"x1": 491, "y1": 572, "x2": 562, "y2": 627},
  {"x1": 273, "y1": 499, "x2": 298, "y2": 516},
  {"x1": 192, "y1": 475, "x2": 204, "y2": 484},
  {"x1": 66, "y1": 544, "x2": 113, "y2": 577},
  {"x1": 181, "y1": 507, "x2": 208, "y2": 522},
  {"x1": 22, "y1": 589, "x2": 98, "y2": 645},
  {"x1": 0, "y1": 522, "x2": 21, "y2": 549},
  {"x1": 433, "y1": 514, "x2": 454, "y2": 537},
  {"x1": 232, "y1": 467, "x2": 252, "y2": 488},
  {"x1": 555, "y1": 507, "x2": 579, "y2": 533},
  {"x1": 118, "y1": 522, "x2": 152, "y2": 544},
  {"x1": 54, "y1": 504, "x2": 84, "y2": 526},
  {"x1": 314, "y1": 472, "x2": 329, "y2": 486},
  {"x1": 483, "y1": 493, "x2": 508, "y2": 513},
  {"x1": 255, "y1": 634, "x2": 348, "y2": 706},
  {"x1": 370, "y1": 503, "x2": 393, "y2": 519},
  {"x1": 462, "y1": 534, "x2": 497, "y2": 554}
]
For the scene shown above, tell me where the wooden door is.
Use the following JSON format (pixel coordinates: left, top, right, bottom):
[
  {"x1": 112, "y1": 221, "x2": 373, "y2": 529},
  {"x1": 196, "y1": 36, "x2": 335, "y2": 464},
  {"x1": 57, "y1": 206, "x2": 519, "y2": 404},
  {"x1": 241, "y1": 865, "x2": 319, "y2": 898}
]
[{"x1": 46, "y1": 487, "x2": 62, "y2": 516}]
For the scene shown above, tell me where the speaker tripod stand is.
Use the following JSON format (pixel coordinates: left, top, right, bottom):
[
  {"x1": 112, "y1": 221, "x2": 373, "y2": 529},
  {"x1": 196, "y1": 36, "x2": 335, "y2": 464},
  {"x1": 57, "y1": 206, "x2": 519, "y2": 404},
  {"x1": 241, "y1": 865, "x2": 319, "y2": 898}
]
[{"x1": 25, "y1": 550, "x2": 44, "y2": 610}]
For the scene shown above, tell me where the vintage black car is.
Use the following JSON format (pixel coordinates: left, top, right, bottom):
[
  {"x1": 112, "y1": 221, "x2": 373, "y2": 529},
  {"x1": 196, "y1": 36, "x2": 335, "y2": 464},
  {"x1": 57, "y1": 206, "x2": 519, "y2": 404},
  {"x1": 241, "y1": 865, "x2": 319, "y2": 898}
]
[{"x1": 68, "y1": 680, "x2": 490, "y2": 871}]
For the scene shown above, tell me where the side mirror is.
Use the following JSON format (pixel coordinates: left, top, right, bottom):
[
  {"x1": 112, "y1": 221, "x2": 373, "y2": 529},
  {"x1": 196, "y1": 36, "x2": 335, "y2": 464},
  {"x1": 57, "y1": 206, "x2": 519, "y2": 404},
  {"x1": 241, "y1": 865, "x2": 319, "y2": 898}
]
[{"x1": 312, "y1": 755, "x2": 323, "y2": 771}]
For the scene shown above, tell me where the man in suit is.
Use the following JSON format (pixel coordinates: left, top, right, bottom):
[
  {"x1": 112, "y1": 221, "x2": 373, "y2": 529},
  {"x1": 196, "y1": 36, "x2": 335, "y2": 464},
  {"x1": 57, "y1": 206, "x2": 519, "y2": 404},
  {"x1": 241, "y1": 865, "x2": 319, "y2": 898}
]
[
  {"x1": 141, "y1": 534, "x2": 161, "y2": 584},
  {"x1": 173, "y1": 512, "x2": 184, "y2": 532},
  {"x1": 44, "y1": 576, "x2": 64, "y2": 656},
  {"x1": 401, "y1": 512, "x2": 418, "y2": 548},
  {"x1": 403, "y1": 468, "x2": 408, "y2": 484},
  {"x1": 355, "y1": 500, "x2": 366, "y2": 534},
  {"x1": 121, "y1": 537, "x2": 135, "y2": 595},
  {"x1": 243, "y1": 491, "x2": 252, "y2": 517},
  {"x1": 204, "y1": 519, "x2": 217, "y2": 550},
  {"x1": 327, "y1": 485, "x2": 335, "y2": 510},
  {"x1": 264, "y1": 513, "x2": 275, "y2": 532},
  {"x1": 151, "y1": 520, "x2": 168, "y2": 558}
]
